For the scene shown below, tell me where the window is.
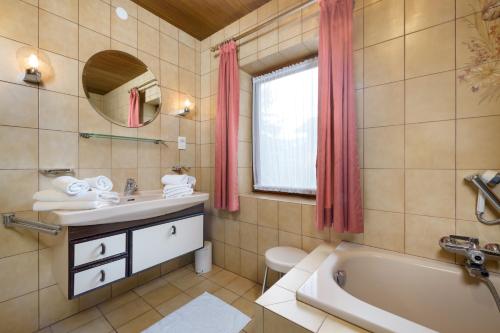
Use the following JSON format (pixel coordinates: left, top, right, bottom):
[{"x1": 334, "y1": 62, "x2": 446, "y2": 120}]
[{"x1": 252, "y1": 58, "x2": 318, "y2": 195}]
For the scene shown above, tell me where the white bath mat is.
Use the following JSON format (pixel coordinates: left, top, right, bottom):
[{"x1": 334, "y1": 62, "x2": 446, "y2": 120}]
[{"x1": 142, "y1": 292, "x2": 251, "y2": 333}]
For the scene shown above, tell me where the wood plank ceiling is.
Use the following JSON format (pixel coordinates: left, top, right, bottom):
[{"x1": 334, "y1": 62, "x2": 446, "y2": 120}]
[{"x1": 132, "y1": 0, "x2": 270, "y2": 40}]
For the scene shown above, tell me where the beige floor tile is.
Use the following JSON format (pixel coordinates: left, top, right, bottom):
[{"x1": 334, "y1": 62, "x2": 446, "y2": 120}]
[
  {"x1": 163, "y1": 267, "x2": 192, "y2": 282},
  {"x1": 116, "y1": 309, "x2": 161, "y2": 333},
  {"x1": 50, "y1": 307, "x2": 101, "y2": 333},
  {"x1": 142, "y1": 283, "x2": 183, "y2": 307},
  {"x1": 242, "y1": 285, "x2": 262, "y2": 302},
  {"x1": 200, "y1": 265, "x2": 223, "y2": 279},
  {"x1": 233, "y1": 297, "x2": 257, "y2": 318},
  {"x1": 133, "y1": 277, "x2": 169, "y2": 296},
  {"x1": 226, "y1": 276, "x2": 256, "y2": 296},
  {"x1": 213, "y1": 288, "x2": 240, "y2": 304},
  {"x1": 71, "y1": 317, "x2": 114, "y2": 333},
  {"x1": 155, "y1": 293, "x2": 192, "y2": 316},
  {"x1": 209, "y1": 269, "x2": 239, "y2": 286},
  {"x1": 184, "y1": 279, "x2": 220, "y2": 298},
  {"x1": 104, "y1": 298, "x2": 152, "y2": 329},
  {"x1": 98, "y1": 292, "x2": 139, "y2": 315},
  {"x1": 170, "y1": 274, "x2": 206, "y2": 291}
]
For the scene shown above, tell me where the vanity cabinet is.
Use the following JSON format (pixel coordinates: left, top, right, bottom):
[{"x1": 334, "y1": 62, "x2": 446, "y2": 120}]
[{"x1": 51, "y1": 204, "x2": 204, "y2": 299}]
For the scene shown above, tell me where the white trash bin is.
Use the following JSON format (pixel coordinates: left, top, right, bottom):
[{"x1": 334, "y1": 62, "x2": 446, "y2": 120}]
[{"x1": 195, "y1": 241, "x2": 212, "y2": 274}]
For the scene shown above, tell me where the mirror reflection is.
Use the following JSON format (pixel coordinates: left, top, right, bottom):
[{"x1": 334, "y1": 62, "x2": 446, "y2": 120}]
[{"x1": 82, "y1": 50, "x2": 161, "y2": 128}]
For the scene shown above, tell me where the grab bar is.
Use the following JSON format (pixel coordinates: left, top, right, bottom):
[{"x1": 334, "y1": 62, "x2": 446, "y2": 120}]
[
  {"x1": 2, "y1": 213, "x2": 62, "y2": 235},
  {"x1": 465, "y1": 174, "x2": 500, "y2": 225}
]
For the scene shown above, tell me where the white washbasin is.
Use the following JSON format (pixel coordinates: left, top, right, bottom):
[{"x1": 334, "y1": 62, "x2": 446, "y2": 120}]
[{"x1": 49, "y1": 190, "x2": 209, "y2": 226}]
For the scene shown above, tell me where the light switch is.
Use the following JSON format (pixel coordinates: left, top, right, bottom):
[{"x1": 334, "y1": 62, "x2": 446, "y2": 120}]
[{"x1": 177, "y1": 136, "x2": 186, "y2": 150}]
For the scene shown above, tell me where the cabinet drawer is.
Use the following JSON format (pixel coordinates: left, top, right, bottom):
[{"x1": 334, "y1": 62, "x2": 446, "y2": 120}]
[
  {"x1": 73, "y1": 258, "x2": 126, "y2": 296},
  {"x1": 73, "y1": 233, "x2": 126, "y2": 267},
  {"x1": 131, "y1": 215, "x2": 203, "y2": 274}
]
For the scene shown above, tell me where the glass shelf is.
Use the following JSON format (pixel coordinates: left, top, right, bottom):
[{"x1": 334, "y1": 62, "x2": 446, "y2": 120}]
[{"x1": 79, "y1": 132, "x2": 166, "y2": 144}]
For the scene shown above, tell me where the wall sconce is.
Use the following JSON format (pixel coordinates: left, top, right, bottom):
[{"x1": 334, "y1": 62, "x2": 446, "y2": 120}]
[
  {"x1": 16, "y1": 46, "x2": 51, "y2": 84},
  {"x1": 175, "y1": 99, "x2": 192, "y2": 117}
]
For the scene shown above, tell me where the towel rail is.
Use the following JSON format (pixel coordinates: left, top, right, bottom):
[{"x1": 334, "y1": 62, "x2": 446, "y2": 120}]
[{"x1": 2, "y1": 213, "x2": 62, "y2": 235}]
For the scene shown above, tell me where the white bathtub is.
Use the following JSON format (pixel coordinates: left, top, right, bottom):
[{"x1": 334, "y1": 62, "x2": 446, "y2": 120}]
[{"x1": 297, "y1": 242, "x2": 500, "y2": 333}]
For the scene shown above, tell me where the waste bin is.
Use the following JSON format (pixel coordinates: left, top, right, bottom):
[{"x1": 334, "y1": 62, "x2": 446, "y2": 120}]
[{"x1": 195, "y1": 241, "x2": 212, "y2": 274}]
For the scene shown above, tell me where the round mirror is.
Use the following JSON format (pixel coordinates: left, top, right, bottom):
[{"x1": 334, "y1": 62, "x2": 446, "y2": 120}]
[{"x1": 82, "y1": 50, "x2": 161, "y2": 128}]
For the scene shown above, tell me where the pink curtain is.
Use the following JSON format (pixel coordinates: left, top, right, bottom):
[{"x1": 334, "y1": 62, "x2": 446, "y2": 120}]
[
  {"x1": 128, "y1": 88, "x2": 140, "y2": 128},
  {"x1": 316, "y1": 0, "x2": 363, "y2": 232},
  {"x1": 214, "y1": 41, "x2": 240, "y2": 212}
]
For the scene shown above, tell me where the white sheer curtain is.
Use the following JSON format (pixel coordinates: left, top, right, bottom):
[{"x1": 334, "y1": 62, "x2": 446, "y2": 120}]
[{"x1": 253, "y1": 58, "x2": 318, "y2": 195}]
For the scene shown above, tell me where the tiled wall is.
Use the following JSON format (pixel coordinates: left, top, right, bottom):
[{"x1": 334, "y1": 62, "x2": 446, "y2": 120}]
[
  {"x1": 0, "y1": 0, "x2": 202, "y2": 331},
  {"x1": 200, "y1": 0, "x2": 500, "y2": 286}
]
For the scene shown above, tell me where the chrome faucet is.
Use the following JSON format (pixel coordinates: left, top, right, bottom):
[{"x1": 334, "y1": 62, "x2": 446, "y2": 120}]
[
  {"x1": 124, "y1": 178, "x2": 138, "y2": 196},
  {"x1": 439, "y1": 235, "x2": 500, "y2": 312}
]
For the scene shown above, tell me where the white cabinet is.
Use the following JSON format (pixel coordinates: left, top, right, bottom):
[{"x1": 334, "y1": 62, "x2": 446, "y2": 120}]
[
  {"x1": 131, "y1": 215, "x2": 203, "y2": 273},
  {"x1": 73, "y1": 258, "x2": 126, "y2": 296},
  {"x1": 73, "y1": 233, "x2": 126, "y2": 267}
]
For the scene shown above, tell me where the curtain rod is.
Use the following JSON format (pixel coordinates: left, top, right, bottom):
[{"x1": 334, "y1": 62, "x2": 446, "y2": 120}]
[{"x1": 210, "y1": 0, "x2": 317, "y2": 52}]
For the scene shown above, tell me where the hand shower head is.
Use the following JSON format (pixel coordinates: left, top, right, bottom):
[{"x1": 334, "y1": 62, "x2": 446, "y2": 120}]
[{"x1": 481, "y1": 170, "x2": 500, "y2": 186}]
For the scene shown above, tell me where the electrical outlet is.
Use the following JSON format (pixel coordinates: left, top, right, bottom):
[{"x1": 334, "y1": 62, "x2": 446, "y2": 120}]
[{"x1": 177, "y1": 136, "x2": 186, "y2": 150}]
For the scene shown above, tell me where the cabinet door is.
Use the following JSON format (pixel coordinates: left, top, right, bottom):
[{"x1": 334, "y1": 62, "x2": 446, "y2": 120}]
[
  {"x1": 131, "y1": 215, "x2": 203, "y2": 273},
  {"x1": 73, "y1": 233, "x2": 126, "y2": 267},
  {"x1": 73, "y1": 258, "x2": 126, "y2": 296}
]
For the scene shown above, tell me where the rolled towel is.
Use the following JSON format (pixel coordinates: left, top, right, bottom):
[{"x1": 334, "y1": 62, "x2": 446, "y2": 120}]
[
  {"x1": 161, "y1": 174, "x2": 188, "y2": 185},
  {"x1": 163, "y1": 184, "x2": 192, "y2": 193},
  {"x1": 33, "y1": 201, "x2": 112, "y2": 211},
  {"x1": 163, "y1": 187, "x2": 194, "y2": 198},
  {"x1": 84, "y1": 176, "x2": 113, "y2": 191},
  {"x1": 52, "y1": 176, "x2": 90, "y2": 196},
  {"x1": 33, "y1": 189, "x2": 119, "y2": 204}
]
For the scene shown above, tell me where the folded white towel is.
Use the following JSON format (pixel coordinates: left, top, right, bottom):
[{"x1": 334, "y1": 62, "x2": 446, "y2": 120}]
[
  {"x1": 187, "y1": 176, "x2": 196, "y2": 188},
  {"x1": 84, "y1": 176, "x2": 113, "y2": 191},
  {"x1": 33, "y1": 201, "x2": 112, "y2": 211},
  {"x1": 52, "y1": 176, "x2": 90, "y2": 196},
  {"x1": 162, "y1": 184, "x2": 192, "y2": 193},
  {"x1": 161, "y1": 174, "x2": 188, "y2": 185},
  {"x1": 163, "y1": 187, "x2": 194, "y2": 198},
  {"x1": 33, "y1": 189, "x2": 120, "y2": 204}
]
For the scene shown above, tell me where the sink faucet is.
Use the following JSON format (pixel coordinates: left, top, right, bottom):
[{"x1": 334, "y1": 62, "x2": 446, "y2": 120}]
[
  {"x1": 439, "y1": 235, "x2": 500, "y2": 312},
  {"x1": 124, "y1": 178, "x2": 138, "y2": 196}
]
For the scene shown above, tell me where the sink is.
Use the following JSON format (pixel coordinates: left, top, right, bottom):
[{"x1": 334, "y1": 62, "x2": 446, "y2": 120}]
[{"x1": 49, "y1": 190, "x2": 209, "y2": 226}]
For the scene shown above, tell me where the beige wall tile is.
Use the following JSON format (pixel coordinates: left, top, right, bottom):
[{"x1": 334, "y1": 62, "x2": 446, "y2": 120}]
[
  {"x1": 179, "y1": 43, "x2": 195, "y2": 72},
  {"x1": 279, "y1": 230, "x2": 302, "y2": 248},
  {"x1": 161, "y1": 61, "x2": 179, "y2": 90},
  {"x1": 160, "y1": 19, "x2": 178, "y2": 40},
  {"x1": 278, "y1": 202, "x2": 301, "y2": 234},
  {"x1": 405, "y1": 214, "x2": 455, "y2": 262},
  {"x1": 457, "y1": 64, "x2": 500, "y2": 118},
  {"x1": 364, "y1": 37, "x2": 404, "y2": 86},
  {"x1": 111, "y1": 13, "x2": 138, "y2": 48},
  {"x1": 160, "y1": 33, "x2": 179, "y2": 65},
  {"x1": 456, "y1": 116, "x2": 500, "y2": 169},
  {"x1": 138, "y1": 6, "x2": 160, "y2": 29},
  {"x1": 364, "y1": 125, "x2": 404, "y2": 168},
  {"x1": 112, "y1": 140, "x2": 138, "y2": 168},
  {"x1": 364, "y1": 209, "x2": 404, "y2": 252},
  {"x1": 405, "y1": 169, "x2": 455, "y2": 218},
  {"x1": 79, "y1": 27, "x2": 110, "y2": 62},
  {"x1": 301, "y1": 204, "x2": 329, "y2": 240},
  {"x1": 225, "y1": 219, "x2": 240, "y2": 247},
  {"x1": 160, "y1": 144, "x2": 179, "y2": 167},
  {"x1": 0, "y1": 0, "x2": 38, "y2": 46},
  {"x1": 79, "y1": 137, "x2": 112, "y2": 169},
  {"x1": 39, "y1": 130, "x2": 78, "y2": 169},
  {"x1": 138, "y1": 22, "x2": 159, "y2": 57},
  {"x1": 353, "y1": 8, "x2": 363, "y2": 50},
  {"x1": 39, "y1": 90, "x2": 78, "y2": 132},
  {"x1": 138, "y1": 168, "x2": 161, "y2": 190},
  {"x1": 138, "y1": 142, "x2": 160, "y2": 168},
  {"x1": 0, "y1": 37, "x2": 31, "y2": 86},
  {"x1": 258, "y1": 199, "x2": 279, "y2": 228},
  {"x1": 405, "y1": 71, "x2": 455, "y2": 123},
  {"x1": 240, "y1": 250, "x2": 258, "y2": 281},
  {"x1": 258, "y1": 226, "x2": 279, "y2": 254},
  {"x1": 0, "y1": 211, "x2": 38, "y2": 258},
  {"x1": 39, "y1": 10, "x2": 78, "y2": 59},
  {"x1": 180, "y1": 118, "x2": 196, "y2": 143},
  {"x1": 225, "y1": 244, "x2": 241, "y2": 274},
  {"x1": 237, "y1": 196, "x2": 258, "y2": 224},
  {"x1": 179, "y1": 69, "x2": 195, "y2": 96},
  {"x1": 238, "y1": 142, "x2": 252, "y2": 168},
  {"x1": 0, "y1": 126, "x2": 38, "y2": 169},
  {"x1": 364, "y1": 81, "x2": 404, "y2": 127},
  {"x1": 79, "y1": 98, "x2": 112, "y2": 134},
  {"x1": 0, "y1": 82, "x2": 38, "y2": 128},
  {"x1": 456, "y1": 169, "x2": 499, "y2": 222},
  {"x1": 364, "y1": 169, "x2": 404, "y2": 213},
  {"x1": 0, "y1": 170, "x2": 38, "y2": 213},
  {"x1": 353, "y1": 49, "x2": 364, "y2": 89},
  {"x1": 240, "y1": 222, "x2": 258, "y2": 253},
  {"x1": 42, "y1": 51, "x2": 79, "y2": 96},
  {"x1": 455, "y1": 15, "x2": 490, "y2": 69},
  {"x1": 180, "y1": 143, "x2": 196, "y2": 167},
  {"x1": 0, "y1": 292, "x2": 38, "y2": 333},
  {"x1": 405, "y1": 120, "x2": 455, "y2": 169},
  {"x1": 79, "y1": 0, "x2": 110, "y2": 36},
  {"x1": 405, "y1": 0, "x2": 454, "y2": 33},
  {"x1": 405, "y1": 22, "x2": 455, "y2": 78},
  {"x1": 456, "y1": 0, "x2": 482, "y2": 18},
  {"x1": 364, "y1": 0, "x2": 404, "y2": 46},
  {"x1": 0, "y1": 251, "x2": 38, "y2": 302},
  {"x1": 40, "y1": 0, "x2": 78, "y2": 22}
]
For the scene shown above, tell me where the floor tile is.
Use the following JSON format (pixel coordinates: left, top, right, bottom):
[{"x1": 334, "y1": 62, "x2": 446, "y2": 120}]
[
  {"x1": 155, "y1": 293, "x2": 192, "y2": 316},
  {"x1": 209, "y1": 269, "x2": 238, "y2": 286},
  {"x1": 116, "y1": 309, "x2": 162, "y2": 333},
  {"x1": 71, "y1": 317, "x2": 114, "y2": 333},
  {"x1": 104, "y1": 298, "x2": 152, "y2": 329},
  {"x1": 184, "y1": 279, "x2": 220, "y2": 297},
  {"x1": 226, "y1": 276, "x2": 256, "y2": 296},
  {"x1": 213, "y1": 288, "x2": 240, "y2": 304},
  {"x1": 142, "y1": 283, "x2": 183, "y2": 307}
]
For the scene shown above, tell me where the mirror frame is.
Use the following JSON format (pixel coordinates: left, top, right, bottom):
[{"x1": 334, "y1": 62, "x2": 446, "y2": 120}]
[{"x1": 82, "y1": 50, "x2": 161, "y2": 128}]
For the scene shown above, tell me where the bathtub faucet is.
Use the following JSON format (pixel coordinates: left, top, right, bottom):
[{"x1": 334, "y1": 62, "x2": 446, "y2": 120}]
[{"x1": 439, "y1": 235, "x2": 500, "y2": 312}]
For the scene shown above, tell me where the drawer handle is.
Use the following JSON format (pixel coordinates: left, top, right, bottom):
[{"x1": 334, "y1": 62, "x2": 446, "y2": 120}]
[
  {"x1": 171, "y1": 225, "x2": 177, "y2": 235},
  {"x1": 100, "y1": 243, "x2": 106, "y2": 255},
  {"x1": 99, "y1": 270, "x2": 105, "y2": 282}
]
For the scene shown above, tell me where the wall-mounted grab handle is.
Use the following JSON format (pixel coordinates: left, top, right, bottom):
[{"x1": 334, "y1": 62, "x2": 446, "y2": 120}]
[{"x1": 465, "y1": 174, "x2": 500, "y2": 225}]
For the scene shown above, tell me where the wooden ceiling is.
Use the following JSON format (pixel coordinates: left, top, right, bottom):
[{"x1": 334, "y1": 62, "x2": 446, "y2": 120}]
[
  {"x1": 132, "y1": 0, "x2": 270, "y2": 40},
  {"x1": 83, "y1": 51, "x2": 148, "y2": 95}
]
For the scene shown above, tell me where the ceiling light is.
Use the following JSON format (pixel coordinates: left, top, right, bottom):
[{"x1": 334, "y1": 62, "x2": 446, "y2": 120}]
[{"x1": 115, "y1": 7, "x2": 128, "y2": 20}]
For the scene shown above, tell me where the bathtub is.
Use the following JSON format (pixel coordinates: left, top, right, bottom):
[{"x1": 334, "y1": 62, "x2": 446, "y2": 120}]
[{"x1": 297, "y1": 242, "x2": 500, "y2": 333}]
